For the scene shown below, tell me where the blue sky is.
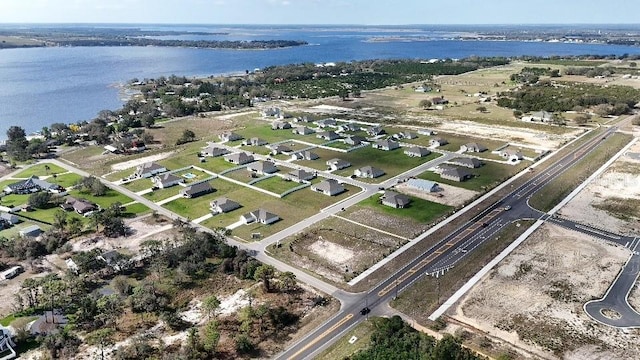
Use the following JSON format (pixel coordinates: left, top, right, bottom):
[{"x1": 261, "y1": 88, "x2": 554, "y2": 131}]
[{"x1": 1, "y1": 0, "x2": 639, "y2": 24}]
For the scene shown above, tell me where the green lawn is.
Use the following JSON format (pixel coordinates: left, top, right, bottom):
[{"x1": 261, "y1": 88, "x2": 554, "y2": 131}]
[
  {"x1": 105, "y1": 169, "x2": 136, "y2": 182},
  {"x1": 324, "y1": 141, "x2": 353, "y2": 150},
  {"x1": 48, "y1": 173, "x2": 83, "y2": 188},
  {"x1": 253, "y1": 176, "x2": 303, "y2": 195},
  {"x1": 400, "y1": 130, "x2": 507, "y2": 154},
  {"x1": 239, "y1": 145, "x2": 272, "y2": 155},
  {"x1": 68, "y1": 189, "x2": 134, "y2": 209},
  {"x1": 196, "y1": 156, "x2": 238, "y2": 173},
  {"x1": 318, "y1": 319, "x2": 377, "y2": 359},
  {"x1": 22, "y1": 206, "x2": 87, "y2": 225},
  {"x1": 419, "y1": 161, "x2": 526, "y2": 192},
  {"x1": 122, "y1": 203, "x2": 151, "y2": 217},
  {"x1": 13, "y1": 163, "x2": 66, "y2": 178},
  {"x1": 357, "y1": 193, "x2": 453, "y2": 223},
  {"x1": 122, "y1": 178, "x2": 153, "y2": 192},
  {"x1": 223, "y1": 168, "x2": 267, "y2": 184},
  {"x1": 163, "y1": 178, "x2": 244, "y2": 219},
  {"x1": 143, "y1": 186, "x2": 182, "y2": 202},
  {"x1": 0, "y1": 193, "x2": 30, "y2": 208},
  {"x1": 173, "y1": 168, "x2": 211, "y2": 184}
]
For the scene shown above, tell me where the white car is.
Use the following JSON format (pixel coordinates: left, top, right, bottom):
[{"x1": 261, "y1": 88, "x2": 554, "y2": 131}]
[{"x1": 504, "y1": 205, "x2": 512, "y2": 211}]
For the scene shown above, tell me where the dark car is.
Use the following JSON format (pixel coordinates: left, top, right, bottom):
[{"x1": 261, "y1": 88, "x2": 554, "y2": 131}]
[{"x1": 360, "y1": 307, "x2": 370, "y2": 315}]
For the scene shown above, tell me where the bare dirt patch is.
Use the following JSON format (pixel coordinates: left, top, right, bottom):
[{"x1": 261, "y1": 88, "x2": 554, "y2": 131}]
[
  {"x1": 450, "y1": 223, "x2": 636, "y2": 359},
  {"x1": 110, "y1": 151, "x2": 176, "y2": 171},
  {"x1": 560, "y1": 140, "x2": 640, "y2": 236},
  {"x1": 395, "y1": 182, "x2": 478, "y2": 207}
]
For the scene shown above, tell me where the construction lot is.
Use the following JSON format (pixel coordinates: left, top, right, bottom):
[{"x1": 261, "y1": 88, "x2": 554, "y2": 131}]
[{"x1": 449, "y1": 223, "x2": 639, "y2": 360}]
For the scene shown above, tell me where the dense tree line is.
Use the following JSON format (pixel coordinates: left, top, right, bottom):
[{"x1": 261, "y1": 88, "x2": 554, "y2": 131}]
[
  {"x1": 510, "y1": 67, "x2": 560, "y2": 83},
  {"x1": 349, "y1": 316, "x2": 484, "y2": 360},
  {"x1": 496, "y1": 81, "x2": 640, "y2": 113}
]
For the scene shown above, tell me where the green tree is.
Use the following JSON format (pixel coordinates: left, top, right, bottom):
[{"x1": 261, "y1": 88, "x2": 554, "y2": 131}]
[
  {"x1": 28, "y1": 191, "x2": 52, "y2": 209},
  {"x1": 52, "y1": 209, "x2": 68, "y2": 231},
  {"x1": 254, "y1": 264, "x2": 276, "y2": 292},
  {"x1": 278, "y1": 271, "x2": 297, "y2": 293},
  {"x1": 202, "y1": 320, "x2": 220, "y2": 354},
  {"x1": 202, "y1": 295, "x2": 221, "y2": 320},
  {"x1": 6, "y1": 126, "x2": 29, "y2": 161},
  {"x1": 419, "y1": 99, "x2": 432, "y2": 109}
]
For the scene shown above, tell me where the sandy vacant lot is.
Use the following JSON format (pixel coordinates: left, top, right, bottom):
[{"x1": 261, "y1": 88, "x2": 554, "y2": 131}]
[
  {"x1": 450, "y1": 223, "x2": 638, "y2": 360},
  {"x1": 110, "y1": 151, "x2": 176, "y2": 171},
  {"x1": 560, "y1": 140, "x2": 640, "y2": 236}
]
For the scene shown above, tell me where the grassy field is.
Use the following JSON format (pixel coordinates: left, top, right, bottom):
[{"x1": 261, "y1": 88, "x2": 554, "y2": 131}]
[
  {"x1": 173, "y1": 168, "x2": 212, "y2": 184},
  {"x1": 253, "y1": 176, "x2": 304, "y2": 195},
  {"x1": 143, "y1": 185, "x2": 182, "y2": 202},
  {"x1": 48, "y1": 173, "x2": 83, "y2": 188},
  {"x1": 20, "y1": 206, "x2": 87, "y2": 224},
  {"x1": 122, "y1": 203, "x2": 151, "y2": 217},
  {"x1": 122, "y1": 178, "x2": 153, "y2": 192},
  {"x1": 401, "y1": 130, "x2": 507, "y2": 154},
  {"x1": 196, "y1": 156, "x2": 238, "y2": 173},
  {"x1": 163, "y1": 178, "x2": 243, "y2": 219},
  {"x1": 419, "y1": 160, "x2": 527, "y2": 192},
  {"x1": 357, "y1": 193, "x2": 453, "y2": 223},
  {"x1": 392, "y1": 220, "x2": 535, "y2": 325},
  {"x1": 223, "y1": 168, "x2": 266, "y2": 184},
  {"x1": 104, "y1": 169, "x2": 136, "y2": 182},
  {"x1": 529, "y1": 132, "x2": 633, "y2": 212},
  {"x1": 68, "y1": 188, "x2": 134, "y2": 209},
  {"x1": 0, "y1": 193, "x2": 30, "y2": 208},
  {"x1": 317, "y1": 318, "x2": 376, "y2": 359},
  {"x1": 14, "y1": 163, "x2": 66, "y2": 178},
  {"x1": 239, "y1": 145, "x2": 272, "y2": 155},
  {"x1": 235, "y1": 123, "x2": 326, "y2": 145}
]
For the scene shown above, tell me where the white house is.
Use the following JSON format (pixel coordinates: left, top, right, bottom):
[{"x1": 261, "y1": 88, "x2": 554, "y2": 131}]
[
  {"x1": 326, "y1": 158, "x2": 351, "y2": 171},
  {"x1": 354, "y1": 166, "x2": 385, "y2": 179},
  {"x1": 241, "y1": 209, "x2": 280, "y2": 225},
  {"x1": 134, "y1": 162, "x2": 167, "y2": 178},
  {"x1": 311, "y1": 179, "x2": 345, "y2": 196},
  {"x1": 152, "y1": 173, "x2": 183, "y2": 188}
]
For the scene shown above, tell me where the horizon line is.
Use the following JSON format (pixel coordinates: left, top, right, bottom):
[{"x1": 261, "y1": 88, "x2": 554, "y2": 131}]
[{"x1": 1, "y1": 22, "x2": 640, "y2": 27}]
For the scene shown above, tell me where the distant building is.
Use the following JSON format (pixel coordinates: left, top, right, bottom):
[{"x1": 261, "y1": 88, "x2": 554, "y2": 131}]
[
  {"x1": 394, "y1": 131, "x2": 418, "y2": 140},
  {"x1": 62, "y1": 197, "x2": 98, "y2": 215},
  {"x1": 269, "y1": 144, "x2": 293, "y2": 155},
  {"x1": 271, "y1": 121, "x2": 292, "y2": 130},
  {"x1": 241, "y1": 209, "x2": 280, "y2": 225},
  {"x1": 404, "y1": 146, "x2": 431, "y2": 158},
  {"x1": 0, "y1": 213, "x2": 20, "y2": 225},
  {"x1": 381, "y1": 191, "x2": 411, "y2": 208},
  {"x1": 315, "y1": 118, "x2": 338, "y2": 128},
  {"x1": 339, "y1": 123, "x2": 360, "y2": 132},
  {"x1": 523, "y1": 111, "x2": 554, "y2": 123},
  {"x1": 180, "y1": 182, "x2": 214, "y2": 198},
  {"x1": 354, "y1": 166, "x2": 385, "y2": 179},
  {"x1": 431, "y1": 97, "x2": 449, "y2": 105},
  {"x1": 134, "y1": 162, "x2": 167, "y2": 178},
  {"x1": 418, "y1": 129, "x2": 435, "y2": 136},
  {"x1": 366, "y1": 126, "x2": 385, "y2": 136},
  {"x1": 344, "y1": 135, "x2": 367, "y2": 146},
  {"x1": 311, "y1": 179, "x2": 345, "y2": 196},
  {"x1": 224, "y1": 152, "x2": 255, "y2": 165},
  {"x1": 210, "y1": 197, "x2": 241, "y2": 214},
  {"x1": 152, "y1": 173, "x2": 183, "y2": 188},
  {"x1": 500, "y1": 149, "x2": 524, "y2": 162}
]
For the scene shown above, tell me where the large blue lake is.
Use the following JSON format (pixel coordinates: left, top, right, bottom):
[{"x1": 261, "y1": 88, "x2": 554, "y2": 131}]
[{"x1": 2, "y1": 24, "x2": 640, "y2": 139}]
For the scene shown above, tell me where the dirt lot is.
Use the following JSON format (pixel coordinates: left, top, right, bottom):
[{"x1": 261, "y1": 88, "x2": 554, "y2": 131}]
[
  {"x1": 450, "y1": 223, "x2": 638, "y2": 360},
  {"x1": 395, "y1": 182, "x2": 478, "y2": 207},
  {"x1": 559, "y1": 140, "x2": 640, "y2": 236}
]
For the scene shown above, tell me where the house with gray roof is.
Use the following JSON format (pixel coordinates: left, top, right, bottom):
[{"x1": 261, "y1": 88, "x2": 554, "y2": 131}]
[
  {"x1": 180, "y1": 182, "x2": 214, "y2": 198},
  {"x1": 271, "y1": 121, "x2": 292, "y2": 130},
  {"x1": 19, "y1": 225, "x2": 42, "y2": 238},
  {"x1": 269, "y1": 144, "x2": 293, "y2": 155},
  {"x1": 241, "y1": 209, "x2": 280, "y2": 225},
  {"x1": 210, "y1": 197, "x2": 241, "y2": 214},
  {"x1": 287, "y1": 169, "x2": 316, "y2": 183},
  {"x1": 366, "y1": 126, "x2": 385, "y2": 136},
  {"x1": 449, "y1": 157, "x2": 483, "y2": 168},
  {"x1": 152, "y1": 173, "x2": 183, "y2": 188},
  {"x1": 62, "y1": 197, "x2": 98, "y2": 215},
  {"x1": 315, "y1": 118, "x2": 338, "y2": 128},
  {"x1": 381, "y1": 191, "x2": 411, "y2": 208},
  {"x1": 224, "y1": 152, "x2": 254, "y2": 165},
  {"x1": 429, "y1": 137, "x2": 449, "y2": 147},
  {"x1": 316, "y1": 131, "x2": 340, "y2": 141},
  {"x1": 344, "y1": 135, "x2": 367, "y2": 146},
  {"x1": 372, "y1": 139, "x2": 400, "y2": 151},
  {"x1": 500, "y1": 149, "x2": 524, "y2": 162},
  {"x1": 201, "y1": 145, "x2": 229, "y2": 158},
  {"x1": 354, "y1": 166, "x2": 385, "y2": 179},
  {"x1": 418, "y1": 129, "x2": 435, "y2": 136},
  {"x1": 0, "y1": 212, "x2": 20, "y2": 225},
  {"x1": 311, "y1": 179, "x2": 345, "y2": 196},
  {"x1": 291, "y1": 150, "x2": 319, "y2": 161},
  {"x1": 394, "y1": 131, "x2": 418, "y2": 140},
  {"x1": 247, "y1": 161, "x2": 278, "y2": 175},
  {"x1": 292, "y1": 126, "x2": 315, "y2": 135},
  {"x1": 460, "y1": 142, "x2": 488, "y2": 153},
  {"x1": 406, "y1": 179, "x2": 440, "y2": 192},
  {"x1": 3, "y1": 176, "x2": 61, "y2": 195},
  {"x1": 339, "y1": 123, "x2": 360, "y2": 132},
  {"x1": 218, "y1": 131, "x2": 243, "y2": 142},
  {"x1": 440, "y1": 167, "x2": 473, "y2": 182},
  {"x1": 326, "y1": 158, "x2": 351, "y2": 171},
  {"x1": 243, "y1": 137, "x2": 268, "y2": 146},
  {"x1": 134, "y1": 162, "x2": 167, "y2": 178},
  {"x1": 404, "y1": 146, "x2": 431, "y2": 158},
  {"x1": 530, "y1": 111, "x2": 554, "y2": 122}
]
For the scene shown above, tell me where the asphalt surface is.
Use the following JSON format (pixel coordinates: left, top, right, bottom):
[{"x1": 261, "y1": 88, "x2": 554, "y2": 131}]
[{"x1": 276, "y1": 125, "x2": 629, "y2": 360}]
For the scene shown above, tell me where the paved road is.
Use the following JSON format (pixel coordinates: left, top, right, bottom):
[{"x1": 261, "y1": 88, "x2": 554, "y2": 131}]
[{"x1": 276, "y1": 124, "x2": 628, "y2": 359}]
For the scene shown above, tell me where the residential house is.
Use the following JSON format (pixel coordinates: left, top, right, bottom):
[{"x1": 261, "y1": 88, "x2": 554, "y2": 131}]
[
  {"x1": 201, "y1": 145, "x2": 229, "y2": 157},
  {"x1": 271, "y1": 121, "x2": 292, "y2": 130},
  {"x1": 500, "y1": 149, "x2": 524, "y2": 162},
  {"x1": 292, "y1": 126, "x2": 315, "y2": 135},
  {"x1": 354, "y1": 166, "x2": 385, "y2": 179},
  {"x1": 449, "y1": 157, "x2": 483, "y2": 168},
  {"x1": 429, "y1": 137, "x2": 449, "y2": 147},
  {"x1": 418, "y1": 129, "x2": 436, "y2": 136},
  {"x1": 344, "y1": 135, "x2": 367, "y2": 146},
  {"x1": 218, "y1": 131, "x2": 243, "y2": 142},
  {"x1": 62, "y1": 197, "x2": 98, "y2": 215},
  {"x1": 269, "y1": 144, "x2": 293, "y2": 155},
  {"x1": 406, "y1": 179, "x2": 440, "y2": 193},
  {"x1": 339, "y1": 123, "x2": 360, "y2": 132},
  {"x1": 134, "y1": 162, "x2": 167, "y2": 178},
  {"x1": 287, "y1": 169, "x2": 316, "y2": 182},
  {"x1": 242, "y1": 137, "x2": 268, "y2": 146},
  {"x1": 152, "y1": 173, "x2": 184, "y2": 189},
  {"x1": 460, "y1": 142, "x2": 487, "y2": 153},
  {"x1": 180, "y1": 182, "x2": 214, "y2": 198},
  {"x1": 315, "y1": 118, "x2": 338, "y2": 128},
  {"x1": 381, "y1": 191, "x2": 411, "y2": 208},
  {"x1": 224, "y1": 152, "x2": 254, "y2": 165},
  {"x1": 372, "y1": 139, "x2": 400, "y2": 151},
  {"x1": 261, "y1": 107, "x2": 282, "y2": 118},
  {"x1": 440, "y1": 167, "x2": 473, "y2": 182},
  {"x1": 394, "y1": 131, "x2": 418, "y2": 140},
  {"x1": 526, "y1": 111, "x2": 554, "y2": 122},
  {"x1": 98, "y1": 250, "x2": 129, "y2": 272},
  {"x1": 311, "y1": 179, "x2": 345, "y2": 196},
  {"x1": 241, "y1": 209, "x2": 280, "y2": 225},
  {"x1": 404, "y1": 146, "x2": 431, "y2": 158},
  {"x1": 210, "y1": 197, "x2": 241, "y2": 214},
  {"x1": 366, "y1": 126, "x2": 385, "y2": 136},
  {"x1": 326, "y1": 158, "x2": 351, "y2": 171},
  {"x1": 247, "y1": 161, "x2": 278, "y2": 175},
  {"x1": 316, "y1": 131, "x2": 340, "y2": 141},
  {"x1": 3, "y1": 176, "x2": 62, "y2": 195},
  {"x1": 291, "y1": 150, "x2": 319, "y2": 161},
  {"x1": 431, "y1": 97, "x2": 449, "y2": 105},
  {"x1": 19, "y1": 225, "x2": 42, "y2": 238},
  {"x1": 0, "y1": 212, "x2": 20, "y2": 225}
]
